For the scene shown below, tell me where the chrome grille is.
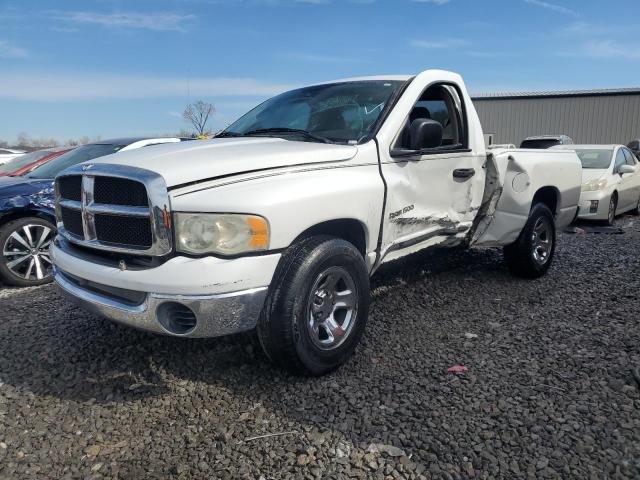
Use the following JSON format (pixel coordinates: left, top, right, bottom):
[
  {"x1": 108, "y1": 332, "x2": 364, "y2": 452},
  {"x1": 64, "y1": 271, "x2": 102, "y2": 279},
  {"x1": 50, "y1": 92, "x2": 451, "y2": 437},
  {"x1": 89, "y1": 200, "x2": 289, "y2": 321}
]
[{"x1": 55, "y1": 164, "x2": 172, "y2": 256}]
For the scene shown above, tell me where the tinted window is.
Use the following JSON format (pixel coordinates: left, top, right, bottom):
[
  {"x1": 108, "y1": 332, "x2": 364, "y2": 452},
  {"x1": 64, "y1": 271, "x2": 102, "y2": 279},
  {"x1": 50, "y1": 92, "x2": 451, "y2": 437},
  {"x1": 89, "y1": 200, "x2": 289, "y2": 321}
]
[
  {"x1": 520, "y1": 139, "x2": 560, "y2": 149},
  {"x1": 614, "y1": 149, "x2": 627, "y2": 173},
  {"x1": 0, "y1": 149, "x2": 56, "y2": 174},
  {"x1": 27, "y1": 144, "x2": 125, "y2": 179},
  {"x1": 224, "y1": 81, "x2": 405, "y2": 143},
  {"x1": 574, "y1": 149, "x2": 613, "y2": 169}
]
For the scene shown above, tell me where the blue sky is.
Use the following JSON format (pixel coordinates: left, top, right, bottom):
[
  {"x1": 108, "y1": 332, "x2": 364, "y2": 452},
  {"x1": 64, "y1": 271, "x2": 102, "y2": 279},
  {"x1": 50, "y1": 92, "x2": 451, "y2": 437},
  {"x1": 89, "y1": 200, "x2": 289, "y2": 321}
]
[{"x1": 1, "y1": 0, "x2": 639, "y2": 142}]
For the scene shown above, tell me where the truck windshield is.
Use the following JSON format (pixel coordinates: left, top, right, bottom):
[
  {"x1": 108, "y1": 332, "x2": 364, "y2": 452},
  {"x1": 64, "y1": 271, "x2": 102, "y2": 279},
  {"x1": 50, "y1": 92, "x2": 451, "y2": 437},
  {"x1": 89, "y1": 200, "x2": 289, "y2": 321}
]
[
  {"x1": 221, "y1": 80, "x2": 405, "y2": 144},
  {"x1": 26, "y1": 143, "x2": 125, "y2": 179},
  {"x1": 574, "y1": 149, "x2": 613, "y2": 169}
]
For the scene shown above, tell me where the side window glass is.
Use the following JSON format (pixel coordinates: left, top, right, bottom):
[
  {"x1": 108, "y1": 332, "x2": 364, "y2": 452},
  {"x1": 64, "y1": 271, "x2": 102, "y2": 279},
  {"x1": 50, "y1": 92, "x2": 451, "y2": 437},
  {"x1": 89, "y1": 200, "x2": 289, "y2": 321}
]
[
  {"x1": 614, "y1": 149, "x2": 626, "y2": 172},
  {"x1": 398, "y1": 83, "x2": 466, "y2": 151},
  {"x1": 623, "y1": 148, "x2": 636, "y2": 165}
]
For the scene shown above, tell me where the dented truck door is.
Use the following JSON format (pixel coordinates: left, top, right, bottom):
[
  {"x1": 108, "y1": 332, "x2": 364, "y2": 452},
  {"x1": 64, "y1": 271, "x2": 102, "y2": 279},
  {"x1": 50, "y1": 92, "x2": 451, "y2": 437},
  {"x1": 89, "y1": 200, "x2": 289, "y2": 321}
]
[{"x1": 375, "y1": 72, "x2": 487, "y2": 263}]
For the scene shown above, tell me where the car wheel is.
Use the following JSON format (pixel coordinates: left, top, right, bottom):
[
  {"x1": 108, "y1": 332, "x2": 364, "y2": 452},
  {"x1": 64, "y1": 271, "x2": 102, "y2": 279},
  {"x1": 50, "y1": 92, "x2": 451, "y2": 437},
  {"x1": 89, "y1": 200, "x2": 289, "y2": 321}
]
[
  {"x1": 0, "y1": 217, "x2": 56, "y2": 287},
  {"x1": 504, "y1": 203, "x2": 556, "y2": 279},
  {"x1": 606, "y1": 193, "x2": 617, "y2": 226},
  {"x1": 631, "y1": 195, "x2": 640, "y2": 216},
  {"x1": 257, "y1": 235, "x2": 370, "y2": 376}
]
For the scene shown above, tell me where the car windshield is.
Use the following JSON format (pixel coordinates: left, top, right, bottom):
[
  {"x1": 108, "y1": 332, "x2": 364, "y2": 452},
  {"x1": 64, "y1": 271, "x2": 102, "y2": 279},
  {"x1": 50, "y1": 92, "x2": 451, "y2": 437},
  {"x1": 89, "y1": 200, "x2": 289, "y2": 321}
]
[
  {"x1": 520, "y1": 139, "x2": 560, "y2": 149},
  {"x1": 574, "y1": 149, "x2": 613, "y2": 169},
  {"x1": 0, "y1": 149, "x2": 56, "y2": 174},
  {"x1": 26, "y1": 143, "x2": 125, "y2": 179},
  {"x1": 222, "y1": 80, "x2": 406, "y2": 143}
]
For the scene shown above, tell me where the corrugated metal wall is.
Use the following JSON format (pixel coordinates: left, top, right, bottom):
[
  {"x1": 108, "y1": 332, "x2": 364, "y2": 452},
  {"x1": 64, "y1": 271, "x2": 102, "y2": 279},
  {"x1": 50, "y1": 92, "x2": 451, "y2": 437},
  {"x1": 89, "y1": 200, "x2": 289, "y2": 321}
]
[{"x1": 472, "y1": 94, "x2": 640, "y2": 146}]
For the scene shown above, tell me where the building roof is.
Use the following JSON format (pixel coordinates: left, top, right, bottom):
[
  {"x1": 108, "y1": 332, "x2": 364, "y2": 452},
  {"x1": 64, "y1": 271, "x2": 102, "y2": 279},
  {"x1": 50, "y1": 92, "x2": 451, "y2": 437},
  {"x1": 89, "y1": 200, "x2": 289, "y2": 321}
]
[{"x1": 471, "y1": 87, "x2": 640, "y2": 100}]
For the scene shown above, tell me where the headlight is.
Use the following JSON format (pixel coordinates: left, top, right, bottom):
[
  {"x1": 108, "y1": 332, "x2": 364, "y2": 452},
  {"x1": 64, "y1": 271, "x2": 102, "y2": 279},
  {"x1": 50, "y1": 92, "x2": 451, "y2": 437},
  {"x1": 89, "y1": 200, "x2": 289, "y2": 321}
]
[
  {"x1": 581, "y1": 178, "x2": 608, "y2": 192},
  {"x1": 175, "y1": 213, "x2": 269, "y2": 255}
]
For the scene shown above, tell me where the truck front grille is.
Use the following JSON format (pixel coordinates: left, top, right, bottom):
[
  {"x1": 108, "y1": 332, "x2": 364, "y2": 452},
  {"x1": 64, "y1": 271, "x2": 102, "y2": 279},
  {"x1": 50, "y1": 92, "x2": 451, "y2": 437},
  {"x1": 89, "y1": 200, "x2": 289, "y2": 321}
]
[
  {"x1": 55, "y1": 164, "x2": 172, "y2": 257},
  {"x1": 94, "y1": 177, "x2": 149, "y2": 207},
  {"x1": 94, "y1": 214, "x2": 152, "y2": 247},
  {"x1": 60, "y1": 206, "x2": 83, "y2": 237}
]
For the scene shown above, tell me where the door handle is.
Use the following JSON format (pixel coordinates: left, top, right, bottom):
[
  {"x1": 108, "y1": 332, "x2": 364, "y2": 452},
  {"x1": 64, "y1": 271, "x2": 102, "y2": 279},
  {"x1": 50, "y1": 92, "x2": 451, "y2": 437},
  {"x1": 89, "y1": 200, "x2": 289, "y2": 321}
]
[{"x1": 453, "y1": 168, "x2": 475, "y2": 179}]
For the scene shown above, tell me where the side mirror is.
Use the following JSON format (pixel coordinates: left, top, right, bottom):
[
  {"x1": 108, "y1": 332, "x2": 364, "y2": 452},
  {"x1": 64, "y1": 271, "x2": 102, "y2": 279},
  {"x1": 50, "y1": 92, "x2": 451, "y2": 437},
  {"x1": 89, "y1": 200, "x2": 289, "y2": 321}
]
[
  {"x1": 618, "y1": 164, "x2": 636, "y2": 175},
  {"x1": 409, "y1": 118, "x2": 443, "y2": 151}
]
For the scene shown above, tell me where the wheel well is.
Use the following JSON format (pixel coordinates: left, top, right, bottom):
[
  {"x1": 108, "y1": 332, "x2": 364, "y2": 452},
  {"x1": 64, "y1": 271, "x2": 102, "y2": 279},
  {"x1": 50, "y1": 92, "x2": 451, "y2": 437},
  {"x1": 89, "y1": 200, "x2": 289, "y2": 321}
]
[
  {"x1": 293, "y1": 219, "x2": 367, "y2": 256},
  {"x1": 532, "y1": 187, "x2": 559, "y2": 216},
  {"x1": 0, "y1": 210, "x2": 55, "y2": 228}
]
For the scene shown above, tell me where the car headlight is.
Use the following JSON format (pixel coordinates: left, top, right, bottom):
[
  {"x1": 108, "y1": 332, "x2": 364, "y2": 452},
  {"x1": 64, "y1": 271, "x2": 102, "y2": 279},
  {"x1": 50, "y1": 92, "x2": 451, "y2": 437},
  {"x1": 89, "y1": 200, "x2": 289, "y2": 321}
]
[
  {"x1": 581, "y1": 178, "x2": 608, "y2": 192},
  {"x1": 175, "y1": 213, "x2": 269, "y2": 255}
]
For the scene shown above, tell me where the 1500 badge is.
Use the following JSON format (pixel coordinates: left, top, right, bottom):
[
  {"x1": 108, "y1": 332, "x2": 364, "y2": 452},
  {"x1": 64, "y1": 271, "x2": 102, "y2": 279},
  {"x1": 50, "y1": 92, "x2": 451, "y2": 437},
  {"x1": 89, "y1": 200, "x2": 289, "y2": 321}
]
[{"x1": 389, "y1": 204, "x2": 414, "y2": 220}]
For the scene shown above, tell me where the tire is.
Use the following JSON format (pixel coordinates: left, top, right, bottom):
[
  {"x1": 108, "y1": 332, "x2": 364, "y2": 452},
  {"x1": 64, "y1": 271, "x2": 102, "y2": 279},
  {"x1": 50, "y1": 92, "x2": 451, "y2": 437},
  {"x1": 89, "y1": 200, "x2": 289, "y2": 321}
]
[
  {"x1": 504, "y1": 203, "x2": 556, "y2": 279},
  {"x1": 605, "y1": 193, "x2": 617, "y2": 226},
  {"x1": 631, "y1": 195, "x2": 640, "y2": 216},
  {"x1": 257, "y1": 235, "x2": 370, "y2": 376},
  {"x1": 0, "y1": 217, "x2": 56, "y2": 287}
]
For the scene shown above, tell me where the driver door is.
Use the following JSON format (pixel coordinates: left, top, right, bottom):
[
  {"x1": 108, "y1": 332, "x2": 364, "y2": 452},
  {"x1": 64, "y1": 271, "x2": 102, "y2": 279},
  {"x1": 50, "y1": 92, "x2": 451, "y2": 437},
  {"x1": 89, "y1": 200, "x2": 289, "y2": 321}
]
[{"x1": 376, "y1": 76, "x2": 486, "y2": 263}]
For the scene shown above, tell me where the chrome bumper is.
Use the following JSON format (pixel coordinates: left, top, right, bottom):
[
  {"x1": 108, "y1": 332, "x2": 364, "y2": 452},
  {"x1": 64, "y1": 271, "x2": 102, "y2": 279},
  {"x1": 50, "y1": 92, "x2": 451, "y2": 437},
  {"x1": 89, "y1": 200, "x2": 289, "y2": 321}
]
[{"x1": 54, "y1": 268, "x2": 268, "y2": 338}]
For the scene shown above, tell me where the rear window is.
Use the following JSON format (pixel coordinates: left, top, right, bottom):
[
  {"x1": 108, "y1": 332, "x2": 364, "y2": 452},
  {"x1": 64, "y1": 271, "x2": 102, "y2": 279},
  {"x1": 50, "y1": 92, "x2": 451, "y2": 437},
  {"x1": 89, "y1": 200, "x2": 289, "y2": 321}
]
[
  {"x1": 0, "y1": 150, "x2": 56, "y2": 174},
  {"x1": 520, "y1": 139, "x2": 561, "y2": 149}
]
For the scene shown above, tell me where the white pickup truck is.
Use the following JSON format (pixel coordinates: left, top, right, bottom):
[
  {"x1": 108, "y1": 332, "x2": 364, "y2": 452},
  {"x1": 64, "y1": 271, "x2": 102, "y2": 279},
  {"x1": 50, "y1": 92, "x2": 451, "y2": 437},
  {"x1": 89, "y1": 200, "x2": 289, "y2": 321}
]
[{"x1": 51, "y1": 70, "x2": 581, "y2": 375}]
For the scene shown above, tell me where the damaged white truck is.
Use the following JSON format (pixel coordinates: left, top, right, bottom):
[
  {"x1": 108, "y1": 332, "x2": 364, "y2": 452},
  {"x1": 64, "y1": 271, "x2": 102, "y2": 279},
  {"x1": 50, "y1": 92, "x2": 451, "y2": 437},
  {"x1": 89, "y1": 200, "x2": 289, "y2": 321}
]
[{"x1": 51, "y1": 70, "x2": 581, "y2": 375}]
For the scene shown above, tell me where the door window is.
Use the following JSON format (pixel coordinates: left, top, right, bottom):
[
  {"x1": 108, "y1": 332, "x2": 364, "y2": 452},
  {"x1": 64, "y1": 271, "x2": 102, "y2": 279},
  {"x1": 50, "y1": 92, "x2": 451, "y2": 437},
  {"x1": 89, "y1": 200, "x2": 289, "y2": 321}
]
[
  {"x1": 396, "y1": 83, "x2": 466, "y2": 151},
  {"x1": 622, "y1": 148, "x2": 637, "y2": 166},
  {"x1": 614, "y1": 149, "x2": 627, "y2": 173}
]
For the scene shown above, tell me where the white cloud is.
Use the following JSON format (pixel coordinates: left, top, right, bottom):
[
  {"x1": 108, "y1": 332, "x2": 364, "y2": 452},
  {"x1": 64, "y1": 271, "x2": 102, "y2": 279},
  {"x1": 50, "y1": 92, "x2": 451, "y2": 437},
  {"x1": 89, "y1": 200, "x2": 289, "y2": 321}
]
[
  {"x1": 523, "y1": 0, "x2": 579, "y2": 17},
  {"x1": 0, "y1": 40, "x2": 28, "y2": 59},
  {"x1": 0, "y1": 72, "x2": 296, "y2": 101},
  {"x1": 580, "y1": 40, "x2": 640, "y2": 60},
  {"x1": 410, "y1": 38, "x2": 467, "y2": 49},
  {"x1": 55, "y1": 11, "x2": 196, "y2": 32}
]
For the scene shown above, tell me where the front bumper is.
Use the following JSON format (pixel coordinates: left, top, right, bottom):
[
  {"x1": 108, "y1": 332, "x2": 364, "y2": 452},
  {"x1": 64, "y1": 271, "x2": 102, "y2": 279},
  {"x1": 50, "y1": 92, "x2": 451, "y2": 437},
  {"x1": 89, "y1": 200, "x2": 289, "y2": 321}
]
[
  {"x1": 578, "y1": 190, "x2": 611, "y2": 221},
  {"x1": 51, "y1": 237, "x2": 280, "y2": 338},
  {"x1": 55, "y1": 268, "x2": 268, "y2": 337}
]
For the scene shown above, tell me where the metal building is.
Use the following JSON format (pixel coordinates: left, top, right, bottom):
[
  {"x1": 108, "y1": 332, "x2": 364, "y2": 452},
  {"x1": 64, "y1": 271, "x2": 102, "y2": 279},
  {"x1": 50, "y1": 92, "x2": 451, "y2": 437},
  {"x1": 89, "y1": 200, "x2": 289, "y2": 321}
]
[{"x1": 471, "y1": 88, "x2": 640, "y2": 146}]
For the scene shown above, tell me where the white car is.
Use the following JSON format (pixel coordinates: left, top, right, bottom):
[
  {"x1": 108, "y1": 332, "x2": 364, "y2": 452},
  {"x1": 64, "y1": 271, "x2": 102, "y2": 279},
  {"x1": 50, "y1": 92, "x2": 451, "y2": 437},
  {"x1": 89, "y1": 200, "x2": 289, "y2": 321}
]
[
  {"x1": 0, "y1": 148, "x2": 26, "y2": 166},
  {"x1": 554, "y1": 144, "x2": 640, "y2": 224}
]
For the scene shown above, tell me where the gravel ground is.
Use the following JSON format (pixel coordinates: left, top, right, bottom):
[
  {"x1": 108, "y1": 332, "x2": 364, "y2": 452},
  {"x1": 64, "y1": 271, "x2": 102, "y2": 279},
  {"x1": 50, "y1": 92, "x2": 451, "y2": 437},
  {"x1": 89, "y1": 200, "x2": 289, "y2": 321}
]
[{"x1": 1, "y1": 217, "x2": 639, "y2": 479}]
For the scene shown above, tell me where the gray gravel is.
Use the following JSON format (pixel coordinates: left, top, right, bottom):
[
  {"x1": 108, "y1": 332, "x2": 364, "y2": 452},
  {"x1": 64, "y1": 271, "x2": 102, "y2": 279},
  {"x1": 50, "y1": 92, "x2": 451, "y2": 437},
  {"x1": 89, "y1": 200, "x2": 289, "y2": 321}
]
[{"x1": 1, "y1": 217, "x2": 639, "y2": 479}]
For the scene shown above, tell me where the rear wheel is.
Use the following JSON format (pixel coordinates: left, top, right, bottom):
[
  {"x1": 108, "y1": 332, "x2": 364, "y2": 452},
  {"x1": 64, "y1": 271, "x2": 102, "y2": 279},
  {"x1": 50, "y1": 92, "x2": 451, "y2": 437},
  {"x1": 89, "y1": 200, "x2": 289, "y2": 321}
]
[
  {"x1": 0, "y1": 217, "x2": 55, "y2": 287},
  {"x1": 504, "y1": 203, "x2": 556, "y2": 279},
  {"x1": 257, "y1": 236, "x2": 370, "y2": 376}
]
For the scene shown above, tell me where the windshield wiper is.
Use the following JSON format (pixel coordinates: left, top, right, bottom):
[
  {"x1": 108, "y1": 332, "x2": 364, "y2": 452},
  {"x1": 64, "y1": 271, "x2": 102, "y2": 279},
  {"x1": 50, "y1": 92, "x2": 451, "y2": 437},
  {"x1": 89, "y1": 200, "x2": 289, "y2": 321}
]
[
  {"x1": 243, "y1": 128, "x2": 332, "y2": 144},
  {"x1": 215, "y1": 131, "x2": 245, "y2": 138}
]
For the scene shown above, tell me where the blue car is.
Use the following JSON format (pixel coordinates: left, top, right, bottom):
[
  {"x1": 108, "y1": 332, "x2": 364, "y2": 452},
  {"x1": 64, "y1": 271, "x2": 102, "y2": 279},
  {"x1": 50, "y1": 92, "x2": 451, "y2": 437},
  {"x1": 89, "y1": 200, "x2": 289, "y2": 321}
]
[{"x1": 0, "y1": 137, "x2": 188, "y2": 287}]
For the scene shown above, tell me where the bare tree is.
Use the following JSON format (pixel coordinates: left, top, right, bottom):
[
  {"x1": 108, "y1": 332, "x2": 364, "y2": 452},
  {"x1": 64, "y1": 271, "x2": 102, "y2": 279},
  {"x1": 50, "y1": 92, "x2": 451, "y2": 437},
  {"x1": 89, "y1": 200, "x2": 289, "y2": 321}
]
[{"x1": 183, "y1": 100, "x2": 215, "y2": 136}]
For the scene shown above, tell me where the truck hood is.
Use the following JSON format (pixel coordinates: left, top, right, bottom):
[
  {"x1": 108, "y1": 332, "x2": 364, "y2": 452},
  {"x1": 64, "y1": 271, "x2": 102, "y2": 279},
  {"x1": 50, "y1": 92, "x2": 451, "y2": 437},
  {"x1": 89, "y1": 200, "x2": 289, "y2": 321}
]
[{"x1": 89, "y1": 137, "x2": 358, "y2": 188}]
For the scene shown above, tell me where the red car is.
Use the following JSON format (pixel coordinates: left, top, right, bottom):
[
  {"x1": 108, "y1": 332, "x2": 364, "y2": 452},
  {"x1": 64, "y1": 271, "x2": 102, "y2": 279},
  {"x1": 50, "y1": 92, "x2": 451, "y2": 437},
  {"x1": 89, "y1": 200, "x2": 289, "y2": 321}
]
[{"x1": 0, "y1": 147, "x2": 73, "y2": 177}]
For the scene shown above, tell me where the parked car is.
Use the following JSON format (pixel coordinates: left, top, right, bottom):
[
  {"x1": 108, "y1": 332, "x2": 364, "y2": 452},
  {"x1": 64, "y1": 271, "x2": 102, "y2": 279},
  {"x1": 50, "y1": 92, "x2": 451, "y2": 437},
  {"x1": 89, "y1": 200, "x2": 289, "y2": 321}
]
[
  {"x1": 553, "y1": 144, "x2": 640, "y2": 224},
  {"x1": 51, "y1": 70, "x2": 581, "y2": 375},
  {"x1": 0, "y1": 137, "x2": 187, "y2": 287},
  {"x1": 0, "y1": 148, "x2": 26, "y2": 166},
  {"x1": 520, "y1": 135, "x2": 574, "y2": 149},
  {"x1": 627, "y1": 139, "x2": 640, "y2": 159},
  {"x1": 0, "y1": 147, "x2": 73, "y2": 177}
]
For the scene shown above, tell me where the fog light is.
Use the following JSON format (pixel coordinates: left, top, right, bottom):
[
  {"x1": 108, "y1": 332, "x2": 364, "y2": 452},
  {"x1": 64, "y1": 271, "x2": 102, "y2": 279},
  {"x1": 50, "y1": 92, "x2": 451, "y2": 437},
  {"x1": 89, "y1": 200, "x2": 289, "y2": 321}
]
[{"x1": 590, "y1": 201, "x2": 599, "y2": 213}]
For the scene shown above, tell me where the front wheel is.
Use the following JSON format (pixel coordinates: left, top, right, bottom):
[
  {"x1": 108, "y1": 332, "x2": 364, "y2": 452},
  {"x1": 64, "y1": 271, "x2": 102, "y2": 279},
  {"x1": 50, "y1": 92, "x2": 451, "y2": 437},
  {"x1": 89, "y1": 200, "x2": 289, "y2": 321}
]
[
  {"x1": 257, "y1": 235, "x2": 370, "y2": 376},
  {"x1": 504, "y1": 203, "x2": 556, "y2": 279},
  {"x1": 605, "y1": 194, "x2": 617, "y2": 226},
  {"x1": 0, "y1": 217, "x2": 56, "y2": 287}
]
